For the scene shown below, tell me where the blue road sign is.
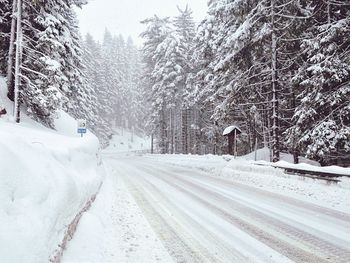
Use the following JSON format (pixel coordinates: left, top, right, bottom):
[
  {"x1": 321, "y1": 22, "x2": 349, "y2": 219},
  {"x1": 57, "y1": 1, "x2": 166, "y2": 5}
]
[{"x1": 78, "y1": 128, "x2": 87, "y2": 134}]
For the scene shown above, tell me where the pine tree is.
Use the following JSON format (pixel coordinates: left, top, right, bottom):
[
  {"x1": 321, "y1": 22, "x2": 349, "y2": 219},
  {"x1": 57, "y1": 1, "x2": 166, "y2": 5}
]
[
  {"x1": 152, "y1": 32, "x2": 187, "y2": 153},
  {"x1": 286, "y1": 0, "x2": 350, "y2": 165},
  {"x1": 82, "y1": 32, "x2": 146, "y2": 146},
  {"x1": 1, "y1": 0, "x2": 89, "y2": 127},
  {"x1": 188, "y1": 0, "x2": 311, "y2": 159},
  {"x1": 124, "y1": 37, "x2": 145, "y2": 132},
  {"x1": 82, "y1": 33, "x2": 113, "y2": 145},
  {"x1": 140, "y1": 16, "x2": 172, "y2": 153},
  {"x1": 173, "y1": 5, "x2": 196, "y2": 154}
]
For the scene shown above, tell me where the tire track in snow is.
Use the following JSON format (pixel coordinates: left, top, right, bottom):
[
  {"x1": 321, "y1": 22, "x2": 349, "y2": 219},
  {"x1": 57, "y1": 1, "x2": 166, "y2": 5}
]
[
  {"x1": 118, "y1": 161, "x2": 288, "y2": 262},
  {"x1": 151, "y1": 161, "x2": 350, "y2": 223},
  {"x1": 132, "y1": 159, "x2": 350, "y2": 263},
  {"x1": 118, "y1": 165, "x2": 225, "y2": 263},
  {"x1": 117, "y1": 162, "x2": 257, "y2": 263}
]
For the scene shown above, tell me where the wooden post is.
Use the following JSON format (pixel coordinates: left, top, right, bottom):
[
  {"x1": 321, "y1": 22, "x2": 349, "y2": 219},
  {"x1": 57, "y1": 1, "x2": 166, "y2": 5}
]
[
  {"x1": 234, "y1": 128, "x2": 237, "y2": 158},
  {"x1": 228, "y1": 134, "x2": 233, "y2": 155},
  {"x1": 13, "y1": 0, "x2": 22, "y2": 123}
]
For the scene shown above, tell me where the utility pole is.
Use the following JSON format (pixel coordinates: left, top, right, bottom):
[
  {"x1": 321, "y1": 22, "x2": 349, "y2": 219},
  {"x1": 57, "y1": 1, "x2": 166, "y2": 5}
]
[
  {"x1": 271, "y1": 0, "x2": 280, "y2": 162},
  {"x1": 13, "y1": 0, "x2": 23, "y2": 123},
  {"x1": 6, "y1": 0, "x2": 17, "y2": 101}
]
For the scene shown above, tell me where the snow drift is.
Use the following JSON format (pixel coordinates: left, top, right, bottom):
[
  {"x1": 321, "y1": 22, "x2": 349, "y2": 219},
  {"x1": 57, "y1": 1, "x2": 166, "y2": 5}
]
[{"x1": 0, "y1": 78, "x2": 104, "y2": 262}]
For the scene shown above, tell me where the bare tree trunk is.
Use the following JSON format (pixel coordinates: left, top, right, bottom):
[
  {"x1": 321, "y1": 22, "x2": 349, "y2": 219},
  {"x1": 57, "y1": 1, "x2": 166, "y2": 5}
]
[
  {"x1": 254, "y1": 137, "x2": 258, "y2": 161},
  {"x1": 214, "y1": 121, "x2": 218, "y2": 155},
  {"x1": 13, "y1": 0, "x2": 22, "y2": 123},
  {"x1": 247, "y1": 119, "x2": 252, "y2": 152},
  {"x1": 6, "y1": 0, "x2": 17, "y2": 101},
  {"x1": 262, "y1": 103, "x2": 268, "y2": 148},
  {"x1": 193, "y1": 107, "x2": 199, "y2": 154},
  {"x1": 160, "y1": 102, "x2": 167, "y2": 154},
  {"x1": 267, "y1": 102, "x2": 273, "y2": 162},
  {"x1": 182, "y1": 109, "x2": 188, "y2": 154},
  {"x1": 170, "y1": 108, "x2": 174, "y2": 154},
  {"x1": 151, "y1": 133, "x2": 154, "y2": 154},
  {"x1": 271, "y1": 0, "x2": 280, "y2": 162},
  {"x1": 291, "y1": 83, "x2": 299, "y2": 164}
]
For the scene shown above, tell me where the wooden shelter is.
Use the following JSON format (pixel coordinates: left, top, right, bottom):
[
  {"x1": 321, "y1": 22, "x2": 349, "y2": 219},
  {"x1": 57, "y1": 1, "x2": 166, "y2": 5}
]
[{"x1": 223, "y1": 125, "x2": 242, "y2": 156}]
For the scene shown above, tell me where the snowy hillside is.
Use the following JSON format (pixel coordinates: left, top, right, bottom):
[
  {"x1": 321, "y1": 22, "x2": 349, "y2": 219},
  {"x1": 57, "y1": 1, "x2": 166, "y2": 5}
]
[
  {"x1": 0, "y1": 78, "x2": 104, "y2": 263},
  {"x1": 104, "y1": 128, "x2": 151, "y2": 154}
]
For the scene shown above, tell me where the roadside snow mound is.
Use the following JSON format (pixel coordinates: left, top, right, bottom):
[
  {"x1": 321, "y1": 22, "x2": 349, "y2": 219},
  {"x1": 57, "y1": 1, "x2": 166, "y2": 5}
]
[
  {"x1": 241, "y1": 147, "x2": 320, "y2": 166},
  {"x1": 222, "y1": 158, "x2": 350, "y2": 213},
  {"x1": 143, "y1": 154, "x2": 232, "y2": 175},
  {"x1": 0, "y1": 110, "x2": 103, "y2": 262}
]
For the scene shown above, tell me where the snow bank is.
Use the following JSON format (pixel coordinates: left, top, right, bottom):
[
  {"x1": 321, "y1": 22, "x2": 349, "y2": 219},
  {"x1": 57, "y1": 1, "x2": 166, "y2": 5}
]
[
  {"x1": 222, "y1": 159, "x2": 350, "y2": 213},
  {"x1": 242, "y1": 147, "x2": 320, "y2": 166},
  {"x1": 265, "y1": 160, "x2": 350, "y2": 176},
  {"x1": 143, "y1": 154, "x2": 232, "y2": 175},
  {"x1": 62, "y1": 162, "x2": 173, "y2": 263},
  {"x1": 0, "y1": 109, "x2": 103, "y2": 262}
]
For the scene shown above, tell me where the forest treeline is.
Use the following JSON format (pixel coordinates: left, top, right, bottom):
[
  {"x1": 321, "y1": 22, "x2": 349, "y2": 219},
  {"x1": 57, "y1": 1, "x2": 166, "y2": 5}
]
[
  {"x1": 0, "y1": 0, "x2": 145, "y2": 146},
  {"x1": 141, "y1": 1, "x2": 350, "y2": 166}
]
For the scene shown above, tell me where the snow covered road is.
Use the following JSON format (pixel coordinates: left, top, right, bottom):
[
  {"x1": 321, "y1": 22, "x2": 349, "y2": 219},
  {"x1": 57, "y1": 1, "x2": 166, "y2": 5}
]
[{"x1": 109, "y1": 156, "x2": 350, "y2": 263}]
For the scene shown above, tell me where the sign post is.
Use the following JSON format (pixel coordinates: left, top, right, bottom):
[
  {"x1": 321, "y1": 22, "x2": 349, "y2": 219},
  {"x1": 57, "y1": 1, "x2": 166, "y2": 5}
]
[{"x1": 77, "y1": 119, "x2": 87, "y2": 137}]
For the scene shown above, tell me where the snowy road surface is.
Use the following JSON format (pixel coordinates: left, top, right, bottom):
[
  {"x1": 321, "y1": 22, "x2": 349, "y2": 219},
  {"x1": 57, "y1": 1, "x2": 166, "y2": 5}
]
[{"x1": 107, "y1": 156, "x2": 350, "y2": 263}]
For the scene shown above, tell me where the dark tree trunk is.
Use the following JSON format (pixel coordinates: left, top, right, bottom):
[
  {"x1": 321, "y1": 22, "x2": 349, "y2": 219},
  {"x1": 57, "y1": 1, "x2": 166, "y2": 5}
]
[
  {"x1": 182, "y1": 109, "x2": 188, "y2": 154},
  {"x1": 6, "y1": 0, "x2": 17, "y2": 101}
]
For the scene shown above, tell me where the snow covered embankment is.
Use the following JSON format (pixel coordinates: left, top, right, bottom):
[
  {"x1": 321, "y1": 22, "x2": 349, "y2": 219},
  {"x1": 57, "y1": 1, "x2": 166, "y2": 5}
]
[
  {"x1": 0, "y1": 114, "x2": 104, "y2": 263},
  {"x1": 144, "y1": 151, "x2": 350, "y2": 214},
  {"x1": 222, "y1": 159, "x2": 350, "y2": 214}
]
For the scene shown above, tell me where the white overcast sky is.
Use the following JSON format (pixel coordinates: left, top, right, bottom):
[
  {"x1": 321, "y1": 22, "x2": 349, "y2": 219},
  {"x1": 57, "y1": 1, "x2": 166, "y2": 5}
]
[{"x1": 75, "y1": 0, "x2": 208, "y2": 46}]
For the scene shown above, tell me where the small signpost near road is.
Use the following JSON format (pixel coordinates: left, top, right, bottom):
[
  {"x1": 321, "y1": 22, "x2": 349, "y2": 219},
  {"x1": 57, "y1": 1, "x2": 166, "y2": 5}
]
[{"x1": 77, "y1": 119, "x2": 87, "y2": 137}]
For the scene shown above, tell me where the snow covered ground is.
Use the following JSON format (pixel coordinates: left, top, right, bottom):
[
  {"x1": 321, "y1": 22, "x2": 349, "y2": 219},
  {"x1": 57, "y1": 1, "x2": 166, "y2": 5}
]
[
  {"x1": 100, "y1": 156, "x2": 350, "y2": 262},
  {"x1": 63, "y1": 131, "x2": 172, "y2": 263},
  {"x1": 144, "y1": 151, "x2": 350, "y2": 214},
  {"x1": 62, "y1": 160, "x2": 174, "y2": 263},
  {"x1": 103, "y1": 128, "x2": 151, "y2": 154},
  {"x1": 63, "y1": 147, "x2": 350, "y2": 262},
  {"x1": 0, "y1": 77, "x2": 104, "y2": 263},
  {"x1": 241, "y1": 147, "x2": 321, "y2": 165}
]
